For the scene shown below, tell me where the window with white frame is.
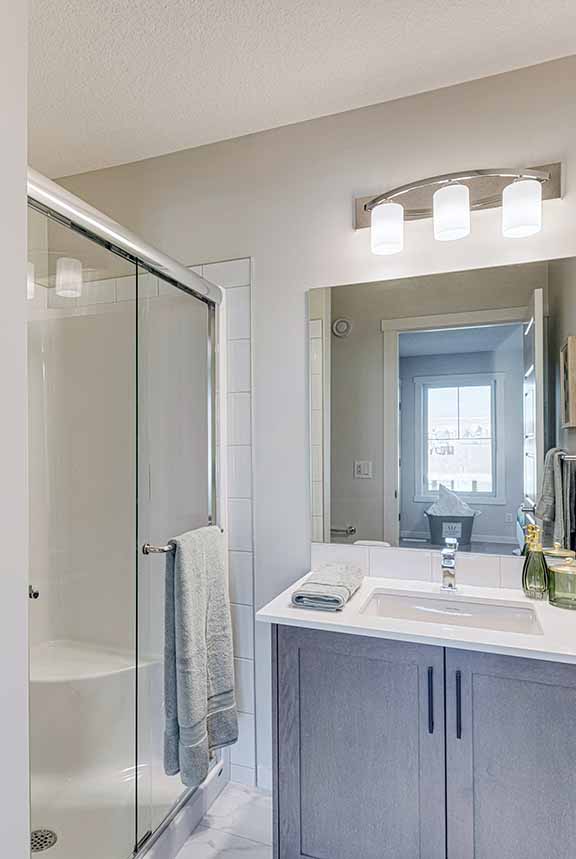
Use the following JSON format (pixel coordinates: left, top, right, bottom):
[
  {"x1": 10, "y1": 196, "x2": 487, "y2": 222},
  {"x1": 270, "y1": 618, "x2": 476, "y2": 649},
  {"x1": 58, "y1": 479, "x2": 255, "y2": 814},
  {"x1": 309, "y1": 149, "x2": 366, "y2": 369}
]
[{"x1": 414, "y1": 374, "x2": 505, "y2": 503}]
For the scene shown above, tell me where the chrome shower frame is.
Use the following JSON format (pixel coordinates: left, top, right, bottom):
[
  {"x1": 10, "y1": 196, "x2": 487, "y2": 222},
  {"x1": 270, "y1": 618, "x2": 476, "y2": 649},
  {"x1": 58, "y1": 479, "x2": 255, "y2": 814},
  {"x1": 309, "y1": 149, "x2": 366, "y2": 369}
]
[{"x1": 26, "y1": 168, "x2": 224, "y2": 858}]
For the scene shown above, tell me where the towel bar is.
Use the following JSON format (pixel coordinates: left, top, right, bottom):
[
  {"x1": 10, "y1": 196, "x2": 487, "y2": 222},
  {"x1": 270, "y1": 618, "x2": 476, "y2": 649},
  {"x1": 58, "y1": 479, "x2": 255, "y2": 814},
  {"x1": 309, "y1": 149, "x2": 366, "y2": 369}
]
[
  {"x1": 142, "y1": 542, "x2": 175, "y2": 555},
  {"x1": 142, "y1": 528, "x2": 224, "y2": 554}
]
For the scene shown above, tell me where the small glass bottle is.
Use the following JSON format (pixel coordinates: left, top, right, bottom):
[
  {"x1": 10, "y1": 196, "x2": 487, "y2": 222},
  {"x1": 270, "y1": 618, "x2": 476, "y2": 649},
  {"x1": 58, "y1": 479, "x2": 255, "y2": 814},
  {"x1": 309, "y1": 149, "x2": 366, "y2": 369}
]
[{"x1": 522, "y1": 529, "x2": 549, "y2": 600}]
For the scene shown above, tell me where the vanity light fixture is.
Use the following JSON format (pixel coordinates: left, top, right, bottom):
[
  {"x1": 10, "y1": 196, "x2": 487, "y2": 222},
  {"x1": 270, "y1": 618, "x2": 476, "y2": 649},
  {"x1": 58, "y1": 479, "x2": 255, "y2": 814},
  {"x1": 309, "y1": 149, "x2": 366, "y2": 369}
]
[
  {"x1": 433, "y1": 183, "x2": 470, "y2": 241},
  {"x1": 502, "y1": 178, "x2": 542, "y2": 238},
  {"x1": 371, "y1": 201, "x2": 404, "y2": 255},
  {"x1": 27, "y1": 261, "x2": 35, "y2": 300},
  {"x1": 55, "y1": 256, "x2": 83, "y2": 298},
  {"x1": 357, "y1": 164, "x2": 560, "y2": 256}
]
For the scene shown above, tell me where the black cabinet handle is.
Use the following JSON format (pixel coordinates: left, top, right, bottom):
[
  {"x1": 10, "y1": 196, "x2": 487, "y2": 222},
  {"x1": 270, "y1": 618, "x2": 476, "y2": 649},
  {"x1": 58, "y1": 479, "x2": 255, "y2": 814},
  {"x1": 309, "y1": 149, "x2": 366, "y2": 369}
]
[
  {"x1": 427, "y1": 666, "x2": 434, "y2": 734},
  {"x1": 456, "y1": 670, "x2": 462, "y2": 739}
]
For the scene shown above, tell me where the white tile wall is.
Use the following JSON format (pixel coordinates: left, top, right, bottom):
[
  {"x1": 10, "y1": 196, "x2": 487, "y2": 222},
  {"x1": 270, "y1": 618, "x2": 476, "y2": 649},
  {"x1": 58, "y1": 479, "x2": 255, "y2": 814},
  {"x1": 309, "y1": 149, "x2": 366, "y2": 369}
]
[
  {"x1": 231, "y1": 713, "x2": 256, "y2": 768},
  {"x1": 311, "y1": 542, "x2": 370, "y2": 574},
  {"x1": 228, "y1": 393, "x2": 252, "y2": 445},
  {"x1": 310, "y1": 409, "x2": 322, "y2": 446},
  {"x1": 79, "y1": 277, "x2": 117, "y2": 305},
  {"x1": 116, "y1": 274, "x2": 137, "y2": 301},
  {"x1": 229, "y1": 551, "x2": 253, "y2": 605},
  {"x1": 311, "y1": 541, "x2": 523, "y2": 588},
  {"x1": 500, "y1": 555, "x2": 524, "y2": 589},
  {"x1": 231, "y1": 603, "x2": 254, "y2": 660},
  {"x1": 226, "y1": 286, "x2": 251, "y2": 340},
  {"x1": 234, "y1": 657, "x2": 255, "y2": 714},
  {"x1": 207, "y1": 258, "x2": 256, "y2": 786},
  {"x1": 227, "y1": 446, "x2": 252, "y2": 499},
  {"x1": 204, "y1": 259, "x2": 250, "y2": 289},
  {"x1": 228, "y1": 499, "x2": 253, "y2": 551},
  {"x1": 309, "y1": 320, "x2": 324, "y2": 540},
  {"x1": 228, "y1": 340, "x2": 251, "y2": 393},
  {"x1": 369, "y1": 547, "x2": 433, "y2": 581}
]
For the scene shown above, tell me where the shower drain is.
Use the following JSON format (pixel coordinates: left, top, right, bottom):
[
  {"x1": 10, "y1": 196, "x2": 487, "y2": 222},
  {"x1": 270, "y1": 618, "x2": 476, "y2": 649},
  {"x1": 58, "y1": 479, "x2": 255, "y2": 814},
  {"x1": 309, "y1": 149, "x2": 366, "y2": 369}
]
[{"x1": 31, "y1": 829, "x2": 58, "y2": 852}]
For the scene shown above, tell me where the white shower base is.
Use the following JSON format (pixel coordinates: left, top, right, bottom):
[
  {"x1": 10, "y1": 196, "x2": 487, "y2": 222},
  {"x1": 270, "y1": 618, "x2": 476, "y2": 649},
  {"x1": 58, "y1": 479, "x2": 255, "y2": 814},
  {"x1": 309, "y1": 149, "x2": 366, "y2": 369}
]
[{"x1": 30, "y1": 640, "x2": 178, "y2": 858}]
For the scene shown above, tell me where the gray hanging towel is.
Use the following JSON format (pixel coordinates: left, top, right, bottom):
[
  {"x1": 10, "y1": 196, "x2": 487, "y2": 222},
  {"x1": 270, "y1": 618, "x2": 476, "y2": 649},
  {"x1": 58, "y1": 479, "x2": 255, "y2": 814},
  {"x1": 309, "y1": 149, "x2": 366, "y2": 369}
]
[
  {"x1": 164, "y1": 526, "x2": 238, "y2": 787},
  {"x1": 536, "y1": 447, "x2": 565, "y2": 546},
  {"x1": 563, "y1": 459, "x2": 576, "y2": 551}
]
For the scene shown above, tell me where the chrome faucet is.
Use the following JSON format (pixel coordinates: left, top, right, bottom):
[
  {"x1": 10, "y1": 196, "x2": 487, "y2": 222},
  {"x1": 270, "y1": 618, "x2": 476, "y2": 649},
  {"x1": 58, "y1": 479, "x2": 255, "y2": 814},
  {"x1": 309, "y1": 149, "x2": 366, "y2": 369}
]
[{"x1": 441, "y1": 538, "x2": 458, "y2": 590}]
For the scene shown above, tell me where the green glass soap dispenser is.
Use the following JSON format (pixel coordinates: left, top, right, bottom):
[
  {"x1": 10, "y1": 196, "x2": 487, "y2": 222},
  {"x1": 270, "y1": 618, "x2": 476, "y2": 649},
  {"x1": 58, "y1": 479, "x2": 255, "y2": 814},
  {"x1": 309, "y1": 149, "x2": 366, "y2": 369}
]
[{"x1": 522, "y1": 526, "x2": 549, "y2": 600}]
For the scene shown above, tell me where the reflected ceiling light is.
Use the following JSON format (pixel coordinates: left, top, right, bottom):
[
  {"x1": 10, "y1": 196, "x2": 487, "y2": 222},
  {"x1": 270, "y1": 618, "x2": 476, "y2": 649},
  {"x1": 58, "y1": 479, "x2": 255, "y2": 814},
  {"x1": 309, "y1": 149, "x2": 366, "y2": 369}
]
[
  {"x1": 27, "y1": 261, "x2": 35, "y2": 300},
  {"x1": 370, "y1": 202, "x2": 404, "y2": 255},
  {"x1": 502, "y1": 178, "x2": 542, "y2": 238},
  {"x1": 361, "y1": 166, "x2": 555, "y2": 256},
  {"x1": 55, "y1": 256, "x2": 83, "y2": 298},
  {"x1": 433, "y1": 183, "x2": 470, "y2": 241}
]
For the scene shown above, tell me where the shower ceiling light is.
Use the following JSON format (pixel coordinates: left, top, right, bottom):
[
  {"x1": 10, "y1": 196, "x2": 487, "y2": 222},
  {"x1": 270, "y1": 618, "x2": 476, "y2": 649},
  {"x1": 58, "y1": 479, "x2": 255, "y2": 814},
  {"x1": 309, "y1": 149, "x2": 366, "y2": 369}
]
[
  {"x1": 371, "y1": 202, "x2": 404, "y2": 255},
  {"x1": 56, "y1": 256, "x2": 83, "y2": 298},
  {"x1": 433, "y1": 183, "x2": 470, "y2": 241},
  {"x1": 359, "y1": 165, "x2": 558, "y2": 256},
  {"x1": 27, "y1": 261, "x2": 35, "y2": 300}
]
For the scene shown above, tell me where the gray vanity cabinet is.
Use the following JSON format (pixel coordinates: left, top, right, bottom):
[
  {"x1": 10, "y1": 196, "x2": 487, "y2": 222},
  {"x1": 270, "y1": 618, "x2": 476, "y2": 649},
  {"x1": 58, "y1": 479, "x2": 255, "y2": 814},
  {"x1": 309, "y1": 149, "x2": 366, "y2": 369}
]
[
  {"x1": 445, "y1": 648, "x2": 576, "y2": 859},
  {"x1": 272, "y1": 625, "x2": 446, "y2": 859}
]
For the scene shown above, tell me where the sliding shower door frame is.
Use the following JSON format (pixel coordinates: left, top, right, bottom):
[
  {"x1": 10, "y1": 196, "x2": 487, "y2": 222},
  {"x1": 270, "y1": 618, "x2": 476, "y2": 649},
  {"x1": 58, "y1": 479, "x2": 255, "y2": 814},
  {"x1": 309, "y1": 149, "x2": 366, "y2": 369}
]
[{"x1": 27, "y1": 169, "x2": 223, "y2": 859}]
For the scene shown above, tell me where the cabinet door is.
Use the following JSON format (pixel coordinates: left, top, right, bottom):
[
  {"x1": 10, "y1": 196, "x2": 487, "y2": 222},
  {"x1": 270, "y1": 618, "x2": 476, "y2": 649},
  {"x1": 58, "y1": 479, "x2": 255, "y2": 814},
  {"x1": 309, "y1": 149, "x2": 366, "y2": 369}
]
[
  {"x1": 446, "y1": 648, "x2": 576, "y2": 859},
  {"x1": 273, "y1": 625, "x2": 445, "y2": 859}
]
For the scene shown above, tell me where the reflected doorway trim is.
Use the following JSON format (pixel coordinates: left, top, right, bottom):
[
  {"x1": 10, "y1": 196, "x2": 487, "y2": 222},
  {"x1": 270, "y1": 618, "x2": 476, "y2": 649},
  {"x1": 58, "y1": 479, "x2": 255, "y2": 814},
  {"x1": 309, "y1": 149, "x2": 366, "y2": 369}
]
[{"x1": 381, "y1": 305, "x2": 531, "y2": 545}]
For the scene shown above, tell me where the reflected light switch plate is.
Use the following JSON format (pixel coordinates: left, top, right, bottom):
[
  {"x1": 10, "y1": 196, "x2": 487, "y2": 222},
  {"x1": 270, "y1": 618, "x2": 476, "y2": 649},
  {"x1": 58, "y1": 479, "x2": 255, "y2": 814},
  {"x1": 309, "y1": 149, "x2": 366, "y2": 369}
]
[{"x1": 354, "y1": 460, "x2": 373, "y2": 479}]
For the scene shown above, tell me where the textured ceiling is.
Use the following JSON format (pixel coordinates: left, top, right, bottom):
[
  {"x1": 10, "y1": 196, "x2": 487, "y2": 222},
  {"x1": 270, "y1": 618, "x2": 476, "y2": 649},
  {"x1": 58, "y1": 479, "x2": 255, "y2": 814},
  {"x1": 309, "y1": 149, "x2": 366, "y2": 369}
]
[{"x1": 29, "y1": 0, "x2": 576, "y2": 178}]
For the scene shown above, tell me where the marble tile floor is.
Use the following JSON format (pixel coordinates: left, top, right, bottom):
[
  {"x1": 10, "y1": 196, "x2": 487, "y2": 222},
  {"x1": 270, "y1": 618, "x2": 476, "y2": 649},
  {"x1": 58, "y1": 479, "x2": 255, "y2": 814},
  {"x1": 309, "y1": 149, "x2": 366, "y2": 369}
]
[{"x1": 176, "y1": 784, "x2": 273, "y2": 858}]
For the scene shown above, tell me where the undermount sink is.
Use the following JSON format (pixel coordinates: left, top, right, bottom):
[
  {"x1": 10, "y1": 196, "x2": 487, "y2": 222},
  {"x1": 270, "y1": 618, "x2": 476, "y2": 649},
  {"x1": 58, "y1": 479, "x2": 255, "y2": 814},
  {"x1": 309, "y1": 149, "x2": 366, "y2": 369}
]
[{"x1": 361, "y1": 589, "x2": 543, "y2": 635}]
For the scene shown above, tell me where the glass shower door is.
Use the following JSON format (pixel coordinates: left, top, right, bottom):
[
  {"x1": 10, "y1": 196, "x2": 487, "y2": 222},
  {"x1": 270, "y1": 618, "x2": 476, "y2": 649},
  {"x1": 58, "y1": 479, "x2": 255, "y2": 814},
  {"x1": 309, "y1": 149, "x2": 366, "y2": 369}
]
[
  {"x1": 27, "y1": 206, "x2": 138, "y2": 859},
  {"x1": 136, "y1": 267, "x2": 214, "y2": 844}
]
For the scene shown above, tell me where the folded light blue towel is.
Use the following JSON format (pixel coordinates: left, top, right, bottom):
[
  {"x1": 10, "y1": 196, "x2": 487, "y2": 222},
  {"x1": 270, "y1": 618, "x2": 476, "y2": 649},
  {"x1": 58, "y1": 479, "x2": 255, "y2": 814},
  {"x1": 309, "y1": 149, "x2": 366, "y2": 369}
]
[
  {"x1": 291, "y1": 564, "x2": 363, "y2": 611},
  {"x1": 164, "y1": 526, "x2": 238, "y2": 787}
]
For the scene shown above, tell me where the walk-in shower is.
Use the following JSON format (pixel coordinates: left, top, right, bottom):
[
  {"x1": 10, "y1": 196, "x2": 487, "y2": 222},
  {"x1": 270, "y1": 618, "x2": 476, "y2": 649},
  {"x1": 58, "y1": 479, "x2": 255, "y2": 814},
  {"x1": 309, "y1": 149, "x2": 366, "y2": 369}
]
[{"x1": 26, "y1": 171, "x2": 222, "y2": 858}]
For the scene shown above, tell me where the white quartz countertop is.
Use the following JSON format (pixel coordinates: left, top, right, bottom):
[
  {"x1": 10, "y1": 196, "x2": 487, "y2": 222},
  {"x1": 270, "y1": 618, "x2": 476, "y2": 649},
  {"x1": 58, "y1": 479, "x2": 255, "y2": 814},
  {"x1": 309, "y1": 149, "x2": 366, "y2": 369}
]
[{"x1": 256, "y1": 574, "x2": 576, "y2": 665}]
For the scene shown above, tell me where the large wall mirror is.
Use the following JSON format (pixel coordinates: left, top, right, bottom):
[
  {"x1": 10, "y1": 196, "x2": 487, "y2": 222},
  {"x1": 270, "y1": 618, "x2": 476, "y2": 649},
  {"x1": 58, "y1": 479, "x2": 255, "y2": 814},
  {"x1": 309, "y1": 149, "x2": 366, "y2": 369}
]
[{"x1": 308, "y1": 259, "x2": 576, "y2": 556}]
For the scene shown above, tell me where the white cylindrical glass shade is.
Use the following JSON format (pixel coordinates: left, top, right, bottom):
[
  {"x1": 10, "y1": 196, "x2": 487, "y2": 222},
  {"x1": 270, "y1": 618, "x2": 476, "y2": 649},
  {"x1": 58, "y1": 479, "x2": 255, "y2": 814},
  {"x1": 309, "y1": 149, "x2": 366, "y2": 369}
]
[
  {"x1": 371, "y1": 202, "x2": 404, "y2": 255},
  {"x1": 55, "y1": 256, "x2": 83, "y2": 297},
  {"x1": 27, "y1": 261, "x2": 35, "y2": 300},
  {"x1": 433, "y1": 183, "x2": 470, "y2": 241},
  {"x1": 502, "y1": 179, "x2": 542, "y2": 238}
]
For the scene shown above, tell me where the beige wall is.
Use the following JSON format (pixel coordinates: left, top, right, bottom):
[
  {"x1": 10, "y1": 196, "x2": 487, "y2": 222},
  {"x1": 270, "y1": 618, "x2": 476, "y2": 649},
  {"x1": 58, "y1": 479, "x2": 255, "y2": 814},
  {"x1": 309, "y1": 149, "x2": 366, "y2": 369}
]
[
  {"x1": 61, "y1": 56, "x2": 576, "y2": 781},
  {"x1": 0, "y1": 0, "x2": 28, "y2": 853}
]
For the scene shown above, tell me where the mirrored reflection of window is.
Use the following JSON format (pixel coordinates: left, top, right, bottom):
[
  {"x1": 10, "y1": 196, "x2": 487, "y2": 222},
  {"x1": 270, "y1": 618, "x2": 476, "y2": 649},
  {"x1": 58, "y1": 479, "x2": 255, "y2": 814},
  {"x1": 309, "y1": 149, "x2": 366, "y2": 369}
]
[{"x1": 422, "y1": 380, "x2": 495, "y2": 495}]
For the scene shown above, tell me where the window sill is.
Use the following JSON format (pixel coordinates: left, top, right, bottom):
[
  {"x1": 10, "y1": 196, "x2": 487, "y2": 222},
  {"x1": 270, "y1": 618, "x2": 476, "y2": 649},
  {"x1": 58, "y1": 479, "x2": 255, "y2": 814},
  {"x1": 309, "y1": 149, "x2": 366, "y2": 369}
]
[{"x1": 414, "y1": 494, "x2": 507, "y2": 507}]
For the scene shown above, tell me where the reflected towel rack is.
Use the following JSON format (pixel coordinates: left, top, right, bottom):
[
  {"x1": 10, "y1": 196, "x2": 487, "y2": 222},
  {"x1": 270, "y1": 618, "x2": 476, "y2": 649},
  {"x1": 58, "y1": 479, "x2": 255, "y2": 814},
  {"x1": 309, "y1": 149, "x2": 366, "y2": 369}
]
[
  {"x1": 330, "y1": 525, "x2": 357, "y2": 537},
  {"x1": 559, "y1": 454, "x2": 576, "y2": 461}
]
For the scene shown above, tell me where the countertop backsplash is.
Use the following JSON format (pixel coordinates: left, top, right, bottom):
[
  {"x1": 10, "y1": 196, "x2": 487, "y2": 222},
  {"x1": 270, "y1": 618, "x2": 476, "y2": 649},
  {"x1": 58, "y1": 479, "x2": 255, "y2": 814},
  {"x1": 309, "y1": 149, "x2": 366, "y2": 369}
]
[{"x1": 311, "y1": 543, "x2": 523, "y2": 590}]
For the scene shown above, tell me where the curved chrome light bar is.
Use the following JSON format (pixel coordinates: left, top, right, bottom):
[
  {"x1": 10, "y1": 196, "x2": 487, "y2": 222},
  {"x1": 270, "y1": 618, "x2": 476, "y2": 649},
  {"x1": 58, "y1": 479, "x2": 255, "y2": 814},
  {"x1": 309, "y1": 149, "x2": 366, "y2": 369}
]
[
  {"x1": 364, "y1": 167, "x2": 551, "y2": 215},
  {"x1": 27, "y1": 167, "x2": 222, "y2": 305}
]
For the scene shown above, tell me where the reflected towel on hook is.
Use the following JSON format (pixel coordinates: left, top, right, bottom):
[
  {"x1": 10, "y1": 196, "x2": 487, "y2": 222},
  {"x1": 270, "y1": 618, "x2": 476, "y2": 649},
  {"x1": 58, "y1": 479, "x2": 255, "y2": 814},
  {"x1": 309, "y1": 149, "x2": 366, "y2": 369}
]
[
  {"x1": 164, "y1": 526, "x2": 238, "y2": 788},
  {"x1": 536, "y1": 447, "x2": 565, "y2": 546}
]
